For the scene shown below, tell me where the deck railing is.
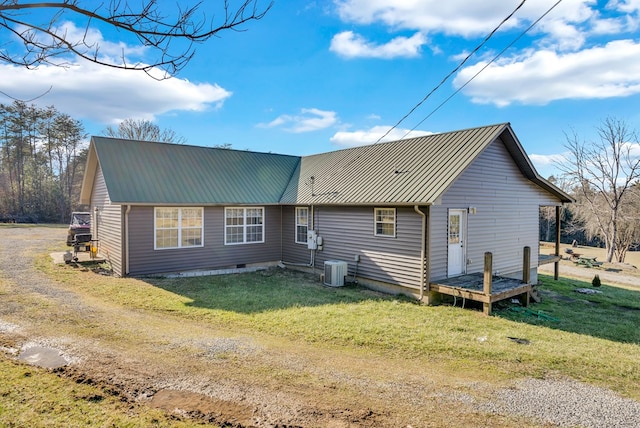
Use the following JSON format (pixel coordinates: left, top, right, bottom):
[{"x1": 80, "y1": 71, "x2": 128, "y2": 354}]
[{"x1": 480, "y1": 246, "x2": 531, "y2": 314}]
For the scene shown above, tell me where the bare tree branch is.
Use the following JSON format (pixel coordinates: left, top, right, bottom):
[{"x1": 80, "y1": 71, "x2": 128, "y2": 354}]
[
  {"x1": 0, "y1": 86, "x2": 53, "y2": 102},
  {"x1": 0, "y1": 0, "x2": 273, "y2": 78},
  {"x1": 556, "y1": 118, "x2": 640, "y2": 262}
]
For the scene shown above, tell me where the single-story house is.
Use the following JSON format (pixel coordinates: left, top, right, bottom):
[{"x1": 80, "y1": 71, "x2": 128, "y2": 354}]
[{"x1": 79, "y1": 123, "x2": 571, "y2": 308}]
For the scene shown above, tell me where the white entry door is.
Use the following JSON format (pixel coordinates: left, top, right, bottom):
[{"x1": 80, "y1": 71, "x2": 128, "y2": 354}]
[{"x1": 448, "y1": 209, "x2": 466, "y2": 277}]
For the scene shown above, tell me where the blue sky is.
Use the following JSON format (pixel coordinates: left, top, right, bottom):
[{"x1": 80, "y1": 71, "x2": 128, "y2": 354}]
[{"x1": 2, "y1": 0, "x2": 640, "y2": 178}]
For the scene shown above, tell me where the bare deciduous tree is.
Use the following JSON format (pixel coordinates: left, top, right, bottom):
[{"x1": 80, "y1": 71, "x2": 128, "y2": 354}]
[
  {"x1": 613, "y1": 184, "x2": 640, "y2": 262},
  {"x1": 557, "y1": 118, "x2": 640, "y2": 262},
  {"x1": 0, "y1": 0, "x2": 272, "y2": 78},
  {"x1": 103, "y1": 118, "x2": 186, "y2": 144}
]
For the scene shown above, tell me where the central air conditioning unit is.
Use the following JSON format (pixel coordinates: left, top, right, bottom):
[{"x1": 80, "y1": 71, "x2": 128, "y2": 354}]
[{"x1": 324, "y1": 260, "x2": 348, "y2": 287}]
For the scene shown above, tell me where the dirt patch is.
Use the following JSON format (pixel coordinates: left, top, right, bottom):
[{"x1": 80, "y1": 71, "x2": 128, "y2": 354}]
[{"x1": 150, "y1": 389, "x2": 256, "y2": 427}]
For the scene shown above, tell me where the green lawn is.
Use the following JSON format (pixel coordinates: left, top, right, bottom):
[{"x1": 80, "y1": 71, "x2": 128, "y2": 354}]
[
  {"x1": 497, "y1": 275, "x2": 640, "y2": 344},
  {"x1": 3, "y1": 260, "x2": 639, "y2": 426},
  {"x1": 43, "y1": 262, "x2": 640, "y2": 397}
]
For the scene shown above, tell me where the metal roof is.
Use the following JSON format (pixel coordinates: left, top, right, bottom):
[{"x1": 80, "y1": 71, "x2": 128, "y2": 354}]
[
  {"x1": 280, "y1": 123, "x2": 572, "y2": 204},
  {"x1": 80, "y1": 124, "x2": 572, "y2": 206},
  {"x1": 81, "y1": 137, "x2": 300, "y2": 205}
]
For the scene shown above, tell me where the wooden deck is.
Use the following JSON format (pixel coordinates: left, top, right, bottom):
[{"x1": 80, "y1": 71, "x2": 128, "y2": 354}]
[
  {"x1": 430, "y1": 273, "x2": 531, "y2": 315},
  {"x1": 539, "y1": 254, "x2": 561, "y2": 266}
]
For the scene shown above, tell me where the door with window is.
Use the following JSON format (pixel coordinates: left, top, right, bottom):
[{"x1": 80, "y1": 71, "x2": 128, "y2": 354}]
[{"x1": 447, "y1": 209, "x2": 466, "y2": 277}]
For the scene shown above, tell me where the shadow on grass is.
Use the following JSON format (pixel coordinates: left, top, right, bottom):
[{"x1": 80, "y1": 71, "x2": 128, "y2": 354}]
[
  {"x1": 146, "y1": 268, "x2": 392, "y2": 314},
  {"x1": 494, "y1": 274, "x2": 640, "y2": 344}
]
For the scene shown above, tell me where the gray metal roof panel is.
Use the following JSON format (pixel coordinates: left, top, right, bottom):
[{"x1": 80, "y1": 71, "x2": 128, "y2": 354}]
[
  {"x1": 280, "y1": 123, "x2": 509, "y2": 205},
  {"x1": 92, "y1": 137, "x2": 300, "y2": 204}
]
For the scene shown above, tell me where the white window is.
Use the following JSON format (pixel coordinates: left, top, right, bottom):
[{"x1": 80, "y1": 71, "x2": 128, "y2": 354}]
[
  {"x1": 374, "y1": 208, "x2": 396, "y2": 237},
  {"x1": 155, "y1": 207, "x2": 203, "y2": 249},
  {"x1": 295, "y1": 207, "x2": 309, "y2": 244},
  {"x1": 225, "y1": 207, "x2": 264, "y2": 245}
]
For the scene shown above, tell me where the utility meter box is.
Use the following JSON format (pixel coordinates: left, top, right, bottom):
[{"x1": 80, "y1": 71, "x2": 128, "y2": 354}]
[{"x1": 307, "y1": 230, "x2": 318, "y2": 250}]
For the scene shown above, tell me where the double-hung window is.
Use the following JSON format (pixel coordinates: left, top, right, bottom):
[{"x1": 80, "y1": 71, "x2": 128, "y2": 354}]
[
  {"x1": 295, "y1": 207, "x2": 309, "y2": 244},
  {"x1": 155, "y1": 207, "x2": 203, "y2": 249},
  {"x1": 374, "y1": 208, "x2": 396, "y2": 237},
  {"x1": 225, "y1": 207, "x2": 264, "y2": 244}
]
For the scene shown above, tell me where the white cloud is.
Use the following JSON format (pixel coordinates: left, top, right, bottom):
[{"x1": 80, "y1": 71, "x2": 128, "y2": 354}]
[
  {"x1": 330, "y1": 31, "x2": 427, "y2": 59},
  {"x1": 454, "y1": 39, "x2": 640, "y2": 106},
  {"x1": 335, "y1": 0, "x2": 601, "y2": 44},
  {"x1": 530, "y1": 153, "x2": 568, "y2": 166},
  {"x1": 0, "y1": 61, "x2": 232, "y2": 123},
  {"x1": 609, "y1": 0, "x2": 640, "y2": 13},
  {"x1": 258, "y1": 108, "x2": 338, "y2": 133},
  {"x1": 334, "y1": 0, "x2": 525, "y2": 37},
  {"x1": 332, "y1": 1, "x2": 640, "y2": 53},
  {"x1": 330, "y1": 125, "x2": 433, "y2": 147}
]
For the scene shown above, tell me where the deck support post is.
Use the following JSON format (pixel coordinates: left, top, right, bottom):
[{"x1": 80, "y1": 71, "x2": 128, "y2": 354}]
[
  {"x1": 523, "y1": 246, "x2": 531, "y2": 283},
  {"x1": 554, "y1": 205, "x2": 561, "y2": 280},
  {"x1": 522, "y1": 246, "x2": 531, "y2": 307},
  {"x1": 483, "y1": 252, "x2": 493, "y2": 315}
]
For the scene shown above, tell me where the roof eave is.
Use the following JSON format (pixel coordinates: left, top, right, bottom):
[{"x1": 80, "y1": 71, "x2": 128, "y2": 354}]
[{"x1": 79, "y1": 140, "x2": 98, "y2": 205}]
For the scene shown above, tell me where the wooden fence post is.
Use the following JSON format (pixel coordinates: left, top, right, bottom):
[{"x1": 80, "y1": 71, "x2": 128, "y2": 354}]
[
  {"x1": 483, "y1": 252, "x2": 493, "y2": 315},
  {"x1": 555, "y1": 206, "x2": 561, "y2": 280}
]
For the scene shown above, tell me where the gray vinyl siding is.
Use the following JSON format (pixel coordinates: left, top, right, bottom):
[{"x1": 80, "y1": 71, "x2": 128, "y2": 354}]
[
  {"x1": 281, "y1": 206, "x2": 313, "y2": 266},
  {"x1": 430, "y1": 138, "x2": 561, "y2": 282},
  {"x1": 282, "y1": 206, "x2": 423, "y2": 288},
  {"x1": 127, "y1": 205, "x2": 282, "y2": 276},
  {"x1": 90, "y1": 164, "x2": 123, "y2": 276}
]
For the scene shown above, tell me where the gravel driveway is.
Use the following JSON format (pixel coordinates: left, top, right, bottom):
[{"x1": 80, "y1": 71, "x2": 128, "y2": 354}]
[
  {"x1": 1, "y1": 226, "x2": 640, "y2": 427},
  {"x1": 539, "y1": 260, "x2": 640, "y2": 288}
]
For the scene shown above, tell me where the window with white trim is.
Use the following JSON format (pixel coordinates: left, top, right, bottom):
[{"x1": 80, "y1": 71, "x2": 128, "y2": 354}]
[
  {"x1": 374, "y1": 208, "x2": 396, "y2": 237},
  {"x1": 225, "y1": 207, "x2": 264, "y2": 244},
  {"x1": 155, "y1": 207, "x2": 203, "y2": 249},
  {"x1": 295, "y1": 207, "x2": 309, "y2": 244}
]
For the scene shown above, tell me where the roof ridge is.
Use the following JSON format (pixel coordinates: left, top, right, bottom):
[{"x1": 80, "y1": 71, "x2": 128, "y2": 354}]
[{"x1": 91, "y1": 135, "x2": 301, "y2": 160}]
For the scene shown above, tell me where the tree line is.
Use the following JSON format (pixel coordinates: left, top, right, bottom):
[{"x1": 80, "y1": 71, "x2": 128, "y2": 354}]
[
  {"x1": 0, "y1": 101, "x2": 87, "y2": 223},
  {"x1": 0, "y1": 102, "x2": 191, "y2": 223}
]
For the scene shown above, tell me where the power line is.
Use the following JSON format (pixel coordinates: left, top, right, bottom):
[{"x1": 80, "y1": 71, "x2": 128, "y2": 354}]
[
  {"x1": 403, "y1": 0, "x2": 564, "y2": 137},
  {"x1": 375, "y1": 0, "x2": 528, "y2": 144}
]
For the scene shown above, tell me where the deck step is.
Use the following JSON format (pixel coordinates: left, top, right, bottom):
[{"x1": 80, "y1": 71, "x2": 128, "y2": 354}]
[{"x1": 529, "y1": 287, "x2": 541, "y2": 303}]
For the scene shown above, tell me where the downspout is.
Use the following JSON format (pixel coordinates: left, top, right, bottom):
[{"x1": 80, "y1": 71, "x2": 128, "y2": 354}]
[
  {"x1": 280, "y1": 206, "x2": 283, "y2": 264},
  {"x1": 310, "y1": 205, "x2": 315, "y2": 269},
  {"x1": 414, "y1": 205, "x2": 427, "y2": 301},
  {"x1": 125, "y1": 205, "x2": 131, "y2": 275},
  {"x1": 554, "y1": 205, "x2": 561, "y2": 280},
  {"x1": 93, "y1": 207, "x2": 99, "y2": 241}
]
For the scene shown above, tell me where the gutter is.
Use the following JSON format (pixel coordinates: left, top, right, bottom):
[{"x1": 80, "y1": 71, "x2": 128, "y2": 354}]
[
  {"x1": 125, "y1": 205, "x2": 131, "y2": 275},
  {"x1": 414, "y1": 205, "x2": 427, "y2": 301}
]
